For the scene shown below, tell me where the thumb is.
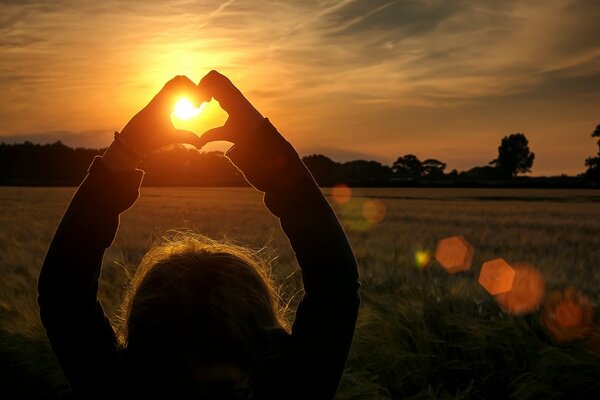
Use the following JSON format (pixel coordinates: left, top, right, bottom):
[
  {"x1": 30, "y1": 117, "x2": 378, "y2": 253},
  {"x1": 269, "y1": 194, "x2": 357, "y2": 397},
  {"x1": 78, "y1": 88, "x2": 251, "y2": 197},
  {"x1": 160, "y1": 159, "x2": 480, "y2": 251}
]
[
  {"x1": 197, "y1": 124, "x2": 235, "y2": 149},
  {"x1": 170, "y1": 129, "x2": 203, "y2": 149}
]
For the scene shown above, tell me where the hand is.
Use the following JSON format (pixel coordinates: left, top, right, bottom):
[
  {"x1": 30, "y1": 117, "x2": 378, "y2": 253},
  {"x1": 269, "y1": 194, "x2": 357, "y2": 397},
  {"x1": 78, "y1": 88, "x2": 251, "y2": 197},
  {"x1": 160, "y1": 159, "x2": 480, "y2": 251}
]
[
  {"x1": 120, "y1": 75, "x2": 205, "y2": 154},
  {"x1": 196, "y1": 70, "x2": 264, "y2": 148}
]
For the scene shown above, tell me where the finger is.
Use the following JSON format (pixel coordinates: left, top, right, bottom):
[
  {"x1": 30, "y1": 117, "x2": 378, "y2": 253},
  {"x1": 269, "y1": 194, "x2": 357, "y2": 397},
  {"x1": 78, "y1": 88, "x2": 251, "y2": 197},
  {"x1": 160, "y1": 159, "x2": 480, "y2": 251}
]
[
  {"x1": 197, "y1": 70, "x2": 245, "y2": 115},
  {"x1": 197, "y1": 125, "x2": 235, "y2": 148},
  {"x1": 154, "y1": 75, "x2": 204, "y2": 109},
  {"x1": 170, "y1": 129, "x2": 204, "y2": 149}
]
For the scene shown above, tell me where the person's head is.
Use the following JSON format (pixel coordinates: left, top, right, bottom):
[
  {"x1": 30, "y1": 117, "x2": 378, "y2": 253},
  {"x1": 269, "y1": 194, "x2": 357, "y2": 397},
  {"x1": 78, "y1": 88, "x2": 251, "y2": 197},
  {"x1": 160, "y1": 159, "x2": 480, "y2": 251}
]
[{"x1": 118, "y1": 231, "x2": 289, "y2": 396}]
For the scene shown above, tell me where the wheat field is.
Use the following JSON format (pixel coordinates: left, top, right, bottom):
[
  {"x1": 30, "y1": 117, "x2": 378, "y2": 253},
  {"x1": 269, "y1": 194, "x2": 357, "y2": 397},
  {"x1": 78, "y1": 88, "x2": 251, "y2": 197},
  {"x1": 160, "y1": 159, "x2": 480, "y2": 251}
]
[{"x1": 1, "y1": 186, "x2": 599, "y2": 399}]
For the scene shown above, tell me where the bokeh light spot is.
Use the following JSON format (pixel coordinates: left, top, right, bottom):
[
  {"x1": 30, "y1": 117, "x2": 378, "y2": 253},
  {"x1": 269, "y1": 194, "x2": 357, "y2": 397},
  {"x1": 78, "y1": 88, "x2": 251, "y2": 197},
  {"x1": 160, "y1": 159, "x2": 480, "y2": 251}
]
[
  {"x1": 434, "y1": 236, "x2": 474, "y2": 274},
  {"x1": 331, "y1": 184, "x2": 352, "y2": 205},
  {"x1": 337, "y1": 198, "x2": 372, "y2": 232},
  {"x1": 478, "y1": 258, "x2": 516, "y2": 295},
  {"x1": 415, "y1": 250, "x2": 431, "y2": 269},
  {"x1": 540, "y1": 287, "x2": 594, "y2": 342},
  {"x1": 362, "y1": 199, "x2": 386, "y2": 224},
  {"x1": 494, "y1": 263, "x2": 544, "y2": 315},
  {"x1": 555, "y1": 302, "x2": 583, "y2": 328}
]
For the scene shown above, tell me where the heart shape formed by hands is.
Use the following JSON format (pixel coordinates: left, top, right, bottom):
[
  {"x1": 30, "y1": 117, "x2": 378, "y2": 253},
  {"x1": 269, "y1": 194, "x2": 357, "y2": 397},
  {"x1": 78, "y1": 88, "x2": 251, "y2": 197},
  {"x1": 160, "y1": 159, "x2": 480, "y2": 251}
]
[
  {"x1": 121, "y1": 72, "x2": 263, "y2": 154},
  {"x1": 170, "y1": 97, "x2": 229, "y2": 143},
  {"x1": 167, "y1": 71, "x2": 265, "y2": 150}
]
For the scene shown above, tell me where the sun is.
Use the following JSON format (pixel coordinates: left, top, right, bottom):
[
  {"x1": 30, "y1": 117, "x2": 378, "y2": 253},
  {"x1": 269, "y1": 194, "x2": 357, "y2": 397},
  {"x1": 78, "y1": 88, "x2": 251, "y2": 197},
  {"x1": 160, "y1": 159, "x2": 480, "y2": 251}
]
[{"x1": 173, "y1": 98, "x2": 205, "y2": 120}]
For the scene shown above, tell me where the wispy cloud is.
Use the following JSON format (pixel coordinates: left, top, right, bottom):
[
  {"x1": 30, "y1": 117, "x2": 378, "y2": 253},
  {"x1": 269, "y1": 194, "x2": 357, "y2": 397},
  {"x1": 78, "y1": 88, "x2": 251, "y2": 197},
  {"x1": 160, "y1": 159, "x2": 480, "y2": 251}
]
[{"x1": 0, "y1": 0, "x2": 599, "y2": 174}]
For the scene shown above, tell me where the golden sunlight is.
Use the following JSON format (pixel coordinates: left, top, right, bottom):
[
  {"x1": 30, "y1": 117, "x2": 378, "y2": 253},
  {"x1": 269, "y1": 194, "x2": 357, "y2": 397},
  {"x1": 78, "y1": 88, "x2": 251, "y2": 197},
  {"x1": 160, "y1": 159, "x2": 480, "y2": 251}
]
[{"x1": 173, "y1": 98, "x2": 205, "y2": 120}]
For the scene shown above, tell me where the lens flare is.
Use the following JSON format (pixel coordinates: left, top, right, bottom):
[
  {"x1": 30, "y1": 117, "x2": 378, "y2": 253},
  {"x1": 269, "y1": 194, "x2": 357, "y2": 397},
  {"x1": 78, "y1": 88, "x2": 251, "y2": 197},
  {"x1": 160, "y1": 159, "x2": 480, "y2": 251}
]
[
  {"x1": 494, "y1": 263, "x2": 544, "y2": 315},
  {"x1": 362, "y1": 199, "x2": 386, "y2": 224},
  {"x1": 434, "y1": 236, "x2": 474, "y2": 274},
  {"x1": 338, "y1": 198, "x2": 387, "y2": 232},
  {"x1": 540, "y1": 287, "x2": 594, "y2": 342},
  {"x1": 173, "y1": 98, "x2": 205, "y2": 120},
  {"x1": 555, "y1": 302, "x2": 583, "y2": 328},
  {"x1": 415, "y1": 250, "x2": 431, "y2": 269},
  {"x1": 478, "y1": 258, "x2": 516, "y2": 296},
  {"x1": 331, "y1": 184, "x2": 352, "y2": 205}
]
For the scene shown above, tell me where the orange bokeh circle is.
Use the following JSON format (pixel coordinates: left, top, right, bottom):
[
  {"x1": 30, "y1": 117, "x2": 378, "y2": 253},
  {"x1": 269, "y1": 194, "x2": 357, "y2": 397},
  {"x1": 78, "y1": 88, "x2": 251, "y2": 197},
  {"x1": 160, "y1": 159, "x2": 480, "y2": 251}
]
[
  {"x1": 494, "y1": 263, "x2": 544, "y2": 316},
  {"x1": 540, "y1": 287, "x2": 594, "y2": 342},
  {"x1": 331, "y1": 184, "x2": 352, "y2": 205}
]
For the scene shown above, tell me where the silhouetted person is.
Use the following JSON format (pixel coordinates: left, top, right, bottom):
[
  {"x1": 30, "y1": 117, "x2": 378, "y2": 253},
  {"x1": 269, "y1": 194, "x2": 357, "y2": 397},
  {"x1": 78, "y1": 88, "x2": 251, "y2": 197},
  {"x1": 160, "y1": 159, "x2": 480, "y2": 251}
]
[{"x1": 38, "y1": 71, "x2": 360, "y2": 399}]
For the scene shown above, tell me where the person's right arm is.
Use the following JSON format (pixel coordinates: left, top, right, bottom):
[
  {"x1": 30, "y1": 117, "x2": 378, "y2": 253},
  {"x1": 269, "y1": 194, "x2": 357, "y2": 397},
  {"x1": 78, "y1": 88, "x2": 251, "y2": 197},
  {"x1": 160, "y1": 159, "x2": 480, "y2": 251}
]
[
  {"x1": 197, "y1": 71, "x2": 360, "y2": 399},
  {"x1": 38, "y1": 75, "x2": 205, "y2": 397}
]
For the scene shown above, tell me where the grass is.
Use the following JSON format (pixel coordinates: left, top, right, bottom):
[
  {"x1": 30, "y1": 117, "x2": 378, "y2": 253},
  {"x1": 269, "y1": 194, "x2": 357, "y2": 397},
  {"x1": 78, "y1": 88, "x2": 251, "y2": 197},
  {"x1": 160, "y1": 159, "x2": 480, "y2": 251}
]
[{"x1": 1, "y1": 186, "x2": 599, "y2": 399}]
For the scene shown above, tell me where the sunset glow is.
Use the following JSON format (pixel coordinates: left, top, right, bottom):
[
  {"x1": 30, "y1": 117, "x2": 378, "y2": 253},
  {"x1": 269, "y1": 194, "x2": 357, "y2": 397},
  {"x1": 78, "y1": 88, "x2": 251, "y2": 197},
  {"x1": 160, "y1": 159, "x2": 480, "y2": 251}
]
[
  {"x1": 173, "y1": 98, "x2": 205, "y2": 120},
  {"x1": 2, "y1": 1, "x2": 600, "y2": 396},
  {"x1": 170, "y1": 100, "x2": 228, "y2": 144},
  {"x1": 0, "y1": 1, "x2": 598, "y2": 174}
]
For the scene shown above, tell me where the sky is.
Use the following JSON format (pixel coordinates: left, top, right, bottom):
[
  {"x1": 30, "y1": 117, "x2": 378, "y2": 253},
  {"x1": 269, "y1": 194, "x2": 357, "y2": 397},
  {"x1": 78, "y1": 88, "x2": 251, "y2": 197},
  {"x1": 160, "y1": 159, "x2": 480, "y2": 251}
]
[{"x1": 1, "y1": 0, "x2": 599, "y2": 175}]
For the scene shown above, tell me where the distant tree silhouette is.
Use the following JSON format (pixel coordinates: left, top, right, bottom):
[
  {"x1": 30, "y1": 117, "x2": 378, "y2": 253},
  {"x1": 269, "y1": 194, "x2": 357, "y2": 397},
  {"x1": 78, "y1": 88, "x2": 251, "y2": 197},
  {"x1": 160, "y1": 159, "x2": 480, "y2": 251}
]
[
  {"x1": 421, "y1": 159, "x2": 447, "y2": 178},
  {"x1": 489, "y1": 133, "x2": 535, "y2": 178},
  {"x1": 0, "y1": 141, "x2": 244, "y2": 186},
  {"x1": 302, "y1": 154, "x2": 341, "y2": 186},
  {"x1": 140, "y1": 146, "x2": 245, "y2": 186},
  {"x1": 460, "y1": 166, "x2": 500, "y2": 180},
  {"x1": 0, "y1": 141, "x2": 103, "y2": 185},
  {"x1": 340, "y1": 160, "x2": 393, "y2": 185},
  {"x1": 1, "y1": 140, "x2": 591, "y2": 187},
  {"x1": 301, "y1": 156, "x2": 392, "y2": 186},
  {"x1": 392, "y1": 154, "x2": 422, "y2": 179},
  {"x1": 584, "y1": 124, "x2": 600, "y2": 183}
]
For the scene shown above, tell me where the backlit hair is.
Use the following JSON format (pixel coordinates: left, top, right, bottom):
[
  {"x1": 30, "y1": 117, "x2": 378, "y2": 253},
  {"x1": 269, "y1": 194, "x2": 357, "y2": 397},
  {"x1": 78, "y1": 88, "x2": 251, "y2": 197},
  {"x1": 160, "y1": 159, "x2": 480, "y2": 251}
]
[{"x1": 117, "y1": 231, "x2": 290, "y2": 373}]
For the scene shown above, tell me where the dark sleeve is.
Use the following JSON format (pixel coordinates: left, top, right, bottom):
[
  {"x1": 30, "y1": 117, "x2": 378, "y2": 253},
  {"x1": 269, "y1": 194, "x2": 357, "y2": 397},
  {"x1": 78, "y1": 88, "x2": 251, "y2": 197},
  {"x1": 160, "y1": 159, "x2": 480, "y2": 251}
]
[
  {"x1": 37, "y1": 156, "x2": 144, "y2": 398},
  {"x1": 226, "y1": 119, "x2": 360, "y2": 399}
]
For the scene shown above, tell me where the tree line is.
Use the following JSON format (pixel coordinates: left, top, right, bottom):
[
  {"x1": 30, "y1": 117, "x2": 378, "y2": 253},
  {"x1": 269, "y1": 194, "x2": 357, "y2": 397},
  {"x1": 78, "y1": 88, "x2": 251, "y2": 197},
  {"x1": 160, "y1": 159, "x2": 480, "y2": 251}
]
[
  {"x1": 0, "y1": 142, "x2": 246, "y2": 186},
  {"x1": 305, "y1": 130, "x2": 598, "y2": 187},
  {"x1": 1, "y1": 128, "x2": 599, "y2": 187}
]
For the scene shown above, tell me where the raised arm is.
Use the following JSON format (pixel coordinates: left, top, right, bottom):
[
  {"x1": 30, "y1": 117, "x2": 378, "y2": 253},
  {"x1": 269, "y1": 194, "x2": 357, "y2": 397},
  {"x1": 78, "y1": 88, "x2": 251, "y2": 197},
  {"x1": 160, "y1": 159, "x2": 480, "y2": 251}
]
[
  {"x1": 38, "y1": 156, "x2": 143, "y2": 397},
  {"x1": 198, "y1": 71, "x2": 360, "y2": 399},
  {"x1": 38, "y1": 76, "x2": 204, "y2": 397}
]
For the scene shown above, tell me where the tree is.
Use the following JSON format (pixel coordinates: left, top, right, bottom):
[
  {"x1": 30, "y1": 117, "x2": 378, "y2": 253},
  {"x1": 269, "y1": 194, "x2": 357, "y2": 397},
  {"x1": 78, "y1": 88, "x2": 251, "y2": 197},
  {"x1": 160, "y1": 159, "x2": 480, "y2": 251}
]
[
  {"x1": 584, "y1": 124, "x2": 600, "y2": 183},
  {"x1": 460, "y1": 166, "x2": 499, "y2": 180},
  {"x1": 302, "y1": 154, "x2": 341, "y2": 186},
  {"x1": 341, "y1": 160, "x2": 392, "y2": 184},
  {"x1": 421, "y1": 159, "x2": 447, "y2": 178},
  {"x1": 489, "y1": 133, "x2": 535, "y2": 178},
  {"x1": 392, "y1": 154, "x2": 422, "y2": 179}
]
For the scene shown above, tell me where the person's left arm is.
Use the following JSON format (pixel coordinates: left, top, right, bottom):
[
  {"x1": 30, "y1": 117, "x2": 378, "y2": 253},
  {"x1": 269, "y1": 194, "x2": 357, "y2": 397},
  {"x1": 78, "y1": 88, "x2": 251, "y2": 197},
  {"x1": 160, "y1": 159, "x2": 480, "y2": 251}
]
[{"x1": 37, "y1": 153, "x2": 143, "y2": 396}]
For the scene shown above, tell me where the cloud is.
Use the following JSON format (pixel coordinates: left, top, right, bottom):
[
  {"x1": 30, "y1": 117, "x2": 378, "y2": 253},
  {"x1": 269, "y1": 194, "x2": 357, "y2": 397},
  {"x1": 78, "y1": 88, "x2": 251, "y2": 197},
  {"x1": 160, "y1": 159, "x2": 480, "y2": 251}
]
[
  {"x1": 261, "y1": 0, "x2": 600, "y2": 105},
  {"x1": 323, "y1": 0, "x2": 467, "y2": 36},
  {"x1": 0, "y1": 0, "x2": 599, "y2": 175},
  {"x1": 2, "y1": 0, "x2": 599, "y2": 109}
]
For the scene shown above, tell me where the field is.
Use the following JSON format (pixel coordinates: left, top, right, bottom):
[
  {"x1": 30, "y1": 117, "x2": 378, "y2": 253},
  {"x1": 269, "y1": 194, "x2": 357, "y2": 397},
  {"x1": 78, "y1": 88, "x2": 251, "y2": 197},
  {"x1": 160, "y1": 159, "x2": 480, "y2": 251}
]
[{"x1": 1, "y1": 186, "x2": 600, "y2": 399}]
